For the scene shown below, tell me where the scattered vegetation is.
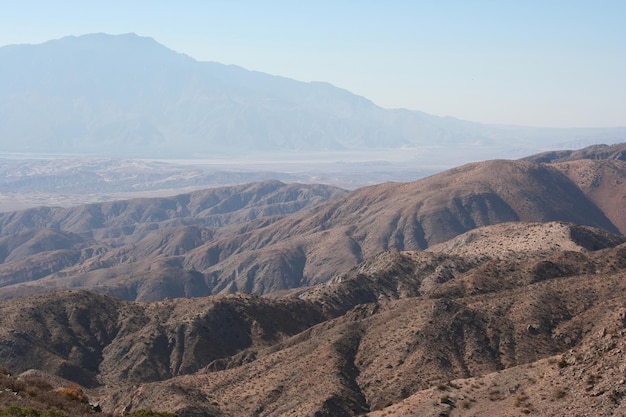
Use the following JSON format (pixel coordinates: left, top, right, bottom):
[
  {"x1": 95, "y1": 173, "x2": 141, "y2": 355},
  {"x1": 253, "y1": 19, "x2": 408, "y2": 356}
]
[
  {"x1": 53, "y1": 384, "x2": 88, "y2": 403},
  {"x1": 488, "y1": 388, "x2": 504, "y2": 401},
  {"x1": 551, "y1": 386, "x2": 567, "y2": 399},
  {"x1": 0, "y1": 372, "x2": 97, "y2": 417},
  {"x1": 460, "y1": 399, "x2": 472, "y2": 409},
  {"x1": 439, "y1": 395, "x2": 455, "y2": 407},
  {"x1": 0, "y1": 406, "x2": 68, "y2": 417},
  {"x1": 123, "y1": 411, "x2": 177, "y2": 417}
]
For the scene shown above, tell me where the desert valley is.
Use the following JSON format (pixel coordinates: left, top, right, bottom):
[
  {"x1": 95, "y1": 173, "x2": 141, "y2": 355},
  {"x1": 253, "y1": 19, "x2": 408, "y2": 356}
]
[
  {"x1": 0, "y1": 142, "x2": 624, "y2": 416},
  {"x1": 1, "y1": 30, "x2": 626, "y2": 417}
]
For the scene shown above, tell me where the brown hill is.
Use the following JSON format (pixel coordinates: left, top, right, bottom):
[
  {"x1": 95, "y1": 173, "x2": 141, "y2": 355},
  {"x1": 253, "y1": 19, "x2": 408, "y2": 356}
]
[
  {"x1": 0, "y1": 290, "x2": 328, "y2": 389},
  {"x1": 1, "y1": 222, "x2": 626, "y2": 416},
  {"x1": 551, "y1": 159, "x2": 626, "y2": 234},
  {"x1": 0, "y1": 159, "x2": 622, "y2": 301},
  {"x1": 185, "y1": 159, "x2": 621, "y2": 295},
  {"x1": 426, "y1": 221, "x2": 625, "y2": 260},
  {"x1": 0, "y1": 180, "x2": 346, "y2": 238},
  {"x1": 522, "y1": 142, "x2": 626, "y2": 234},
  {"x1": 522, "y1": 141, "x2": 626, "y2": 163}
]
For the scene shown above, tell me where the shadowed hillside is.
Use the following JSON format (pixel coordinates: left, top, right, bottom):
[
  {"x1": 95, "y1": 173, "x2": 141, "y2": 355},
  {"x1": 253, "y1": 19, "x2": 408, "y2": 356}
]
[
  {"x1": 0, "y1": 156, "x2": 623, "y2": 301},
  {"x1": 0, "y1": 222, "x2": 625, "y2": 416}
]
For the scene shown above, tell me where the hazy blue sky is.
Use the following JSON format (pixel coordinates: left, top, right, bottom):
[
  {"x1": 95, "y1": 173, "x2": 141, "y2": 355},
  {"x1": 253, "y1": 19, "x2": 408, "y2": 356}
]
[{"x1": 2, "y1": 1, "x2": 625, "y2": 128}]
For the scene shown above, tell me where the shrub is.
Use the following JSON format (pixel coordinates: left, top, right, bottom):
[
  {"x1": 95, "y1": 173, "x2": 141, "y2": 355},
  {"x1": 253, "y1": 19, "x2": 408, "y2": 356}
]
[
  {"x1": 124, "y1": 411, "x2": 177, "y2": 417},
  {"x1": 552, "y1": 387, "x2": 567, "y2": 399},
  {"x1": 439, "y1": 396, "x2": 455, "y2": 407},
  {"x1": 20, "y1": 378, "x2": 52, "y2": 391},
  {"x1": 53, "y1": 385, "x2": 87, "y2": 403},
  {"x1": 0, "y1": 406, "x2": 68, "y2": 417},
  {"x1": 42, "y1": 412, "x2": 67, "y2": 417}
]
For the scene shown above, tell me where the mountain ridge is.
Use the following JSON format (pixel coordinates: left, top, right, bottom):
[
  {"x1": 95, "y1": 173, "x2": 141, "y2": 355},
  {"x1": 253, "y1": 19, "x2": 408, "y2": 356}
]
[
  {"x1": 1, "y1": 221, "x2": 626, "y2": 415},
  {"x1": 0, "y1": 143, "x2": 625, "y2": 415},
  {"x1": 0, "y1": 153, "x2": 623, "y2": 301},
  {"x1": 2, "y1": 33, "x2": 626, "y2": 158}
]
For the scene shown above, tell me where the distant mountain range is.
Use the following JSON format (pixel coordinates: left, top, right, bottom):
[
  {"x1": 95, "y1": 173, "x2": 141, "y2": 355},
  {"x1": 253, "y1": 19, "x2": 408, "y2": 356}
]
[{"x1": 1, "y1": 33, "x2": 625, "y2": 158}]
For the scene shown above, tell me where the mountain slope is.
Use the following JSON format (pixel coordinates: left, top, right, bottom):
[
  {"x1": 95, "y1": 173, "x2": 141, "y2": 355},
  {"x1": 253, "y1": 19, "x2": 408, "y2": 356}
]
[
  {"x1": 521, "y1": 143, "x2": 626, "y2": 234},
  {"x1": 0, "y1": 158, "x2": 622, "y2": 301},
  {"x1": 551, "y1": 159, "x2": 626, "y2": 234},
  {"x1": 178, "y1": 159, "x2": 619, "y2": 294},
  {"x1": 0, "y1": 180, "x2": 346, "y2": 238},
  {"x1": 522, "y1": 142, "x2": 626, "y2": 163},
  {"x1": 1, "y1": 222, "x2": 626, "y2": 416}
]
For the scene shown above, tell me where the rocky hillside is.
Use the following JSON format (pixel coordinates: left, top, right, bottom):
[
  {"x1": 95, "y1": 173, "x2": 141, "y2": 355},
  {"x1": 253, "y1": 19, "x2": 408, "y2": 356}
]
[
  {"x1": 0, "y1": 154, "x2": 623, "y2": 301},
  {"x1": 522, "y1": 142, "x2": 626, "y2": 163},
  {"x1": 0, "y1": 221, "x2": 625, "y2": 416},
  {"x1": 523, "y1": 142, "x2": 626, "y2": 234},
  {"x1": 0, "y1": 180, "x2": 346, "y2": 237},
  {"x1": 551, "y1": 159, "x2": 626, "y2": 234}
]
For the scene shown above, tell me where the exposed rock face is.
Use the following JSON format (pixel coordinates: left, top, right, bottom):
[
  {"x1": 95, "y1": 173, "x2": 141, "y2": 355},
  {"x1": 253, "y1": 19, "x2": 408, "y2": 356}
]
[
  {"x1": 1, "y1": 222, "x2": 626, "y2": 416},
  {"x1": 0, "y1": 291, "x2": 328, "y2": 388}
]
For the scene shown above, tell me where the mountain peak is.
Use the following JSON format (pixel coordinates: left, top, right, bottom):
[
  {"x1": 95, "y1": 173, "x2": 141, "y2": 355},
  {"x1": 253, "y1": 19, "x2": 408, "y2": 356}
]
[
  {"x1": 39, "y1": 32, "x2": 180, "y2": 57},
  {"x1": 54, "y1": 32, "x2": 155, "y2": 43},
  {"x1": 1, "y1": 34, "x2": 626, "y2": 157}
]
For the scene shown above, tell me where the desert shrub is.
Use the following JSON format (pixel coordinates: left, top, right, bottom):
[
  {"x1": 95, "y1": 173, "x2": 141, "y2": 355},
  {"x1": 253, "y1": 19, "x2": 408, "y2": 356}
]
[
  {"x1": 0, "y1": 375, "x2": 98, "y2": 417},
  {"x1": 20, "y1": 378, "x2": 52, "y2": 391},
  {"x1": 460, "y1": 399, "x2": 472, "y2": 409},
  {"x1": 4, "y1": 380, "x2": 26, "y2": 394},
  {"x1": 488, "y1": 388, "x2": 505, "y2": 401},
  {"x1": 439, "y1": 395, "x2": 455, "y2": 407},
  {"x1": 552, "y1": 387, "x2": 567, "y2": 399},
  {"x1": 53, "y1": 385, "x2": 87, "y2": 403},
  {"x1": 0, "y1": 406, "x2": 37, "y2": 417},
  {"x1": 0, "y1": 406, "x2": 68, "y2": 417},
  {"x1": 41, "y1": 412, "x2": 67, "y2": 417},
  {"x1": 124, "y1": 411, "x2": 177, "y2": 417}
]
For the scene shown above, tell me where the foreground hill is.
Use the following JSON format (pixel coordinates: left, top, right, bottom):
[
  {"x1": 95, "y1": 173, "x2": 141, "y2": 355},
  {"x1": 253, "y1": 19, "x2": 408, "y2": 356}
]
[
  {"x1": 0, "y1": 222, "x2": 625, "y2": 416},
  {"x1": 0, "y1": 155, "x2": 623, "y2": 301}
]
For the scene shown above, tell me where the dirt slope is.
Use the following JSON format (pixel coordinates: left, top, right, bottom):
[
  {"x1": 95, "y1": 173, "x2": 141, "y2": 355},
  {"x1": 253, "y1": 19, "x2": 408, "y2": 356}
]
[
  {"x1": 1, "y1": 222, "x2": 626, "y2": 416},
  {"x1": 552, "y1": 159, "x2": 626, "y2": 234},
  {"x1": 0, "y1": 156, "x2": 623, "y2": 301}
]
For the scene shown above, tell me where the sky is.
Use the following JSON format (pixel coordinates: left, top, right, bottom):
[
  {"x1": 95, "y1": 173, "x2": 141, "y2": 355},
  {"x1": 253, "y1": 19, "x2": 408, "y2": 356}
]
[{"x1": 1, "y1": 0, "x2": 625, "y2": 128}]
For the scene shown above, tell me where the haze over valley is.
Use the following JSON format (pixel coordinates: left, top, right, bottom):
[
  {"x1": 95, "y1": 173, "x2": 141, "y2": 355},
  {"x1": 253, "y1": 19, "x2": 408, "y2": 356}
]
[{"x1": 2, "y1": 33, "x2": 625, "y2": 211}]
